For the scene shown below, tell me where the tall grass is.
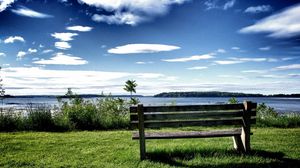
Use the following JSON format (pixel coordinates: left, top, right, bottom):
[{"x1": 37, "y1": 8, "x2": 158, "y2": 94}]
[
  {"x1": 0, "y1": 109, "x2": 24, "y2": 131},
  {"x1": 227, "y1": 99, "x2": 300, "y2": 128},
  {"x1": 60, "y1": 96, "x2": 129, "y2": 130},
  {"x1": 256, "y1": 103, "x2": 300, "y2": 128},
  {"x1": 0, "y1": 95, "x2": 131, "y2": 132}
]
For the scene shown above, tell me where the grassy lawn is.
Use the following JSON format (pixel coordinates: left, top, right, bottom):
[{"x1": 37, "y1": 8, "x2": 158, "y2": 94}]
[{"x1": 0, "y1": 128, "x2": 299, "y2": 168}]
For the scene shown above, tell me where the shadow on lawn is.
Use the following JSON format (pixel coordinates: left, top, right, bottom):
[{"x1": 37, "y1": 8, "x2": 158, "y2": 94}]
[{"x1": 146, "y1": 148, "x2": 300, "y2": 168}]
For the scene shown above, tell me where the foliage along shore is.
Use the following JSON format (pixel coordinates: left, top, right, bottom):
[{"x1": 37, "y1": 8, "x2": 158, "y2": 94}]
[
  {"x1": 154, "y1": 91, "x2": 300, "y2": 98},
  {"x1": 1, "y1": 95, "x2": 300, "y2": 132}
]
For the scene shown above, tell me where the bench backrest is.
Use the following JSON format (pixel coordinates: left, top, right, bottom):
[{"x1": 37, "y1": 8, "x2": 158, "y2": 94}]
[{"x1": 130, "y1": 101, "x2": 257, "y2": 129}]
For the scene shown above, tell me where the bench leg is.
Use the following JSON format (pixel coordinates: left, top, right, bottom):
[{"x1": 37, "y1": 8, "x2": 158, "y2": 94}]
[
  {"x1": 139, "y1": 137, "x2": 146, "y2": 160},
  {"x1": 232, "y1": 136, "x2": 244, "y2": 152},
  {"x1": 241, "y1": 127, "x2": 250, "y2": 153}
]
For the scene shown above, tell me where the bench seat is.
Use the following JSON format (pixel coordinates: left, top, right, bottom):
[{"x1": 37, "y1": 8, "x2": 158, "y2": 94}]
[{"x1": 132, "y1": 128, "x2": 242, "y2": 139}]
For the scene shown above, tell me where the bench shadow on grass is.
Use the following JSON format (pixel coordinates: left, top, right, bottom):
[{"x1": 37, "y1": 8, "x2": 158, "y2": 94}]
[{"x1": 146, "y1": 148, "x2": 300, "y2": 168}]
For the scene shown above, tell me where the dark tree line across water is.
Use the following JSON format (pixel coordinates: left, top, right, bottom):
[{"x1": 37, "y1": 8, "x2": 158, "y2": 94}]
[{"x1": 154, "y1": 91, "x2": 300, "y2": 98}]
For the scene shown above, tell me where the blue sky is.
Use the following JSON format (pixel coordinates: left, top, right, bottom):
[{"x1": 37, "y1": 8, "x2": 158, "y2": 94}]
[{"x1": 0, "y1": 0, "x2": 300, "y2": 95}]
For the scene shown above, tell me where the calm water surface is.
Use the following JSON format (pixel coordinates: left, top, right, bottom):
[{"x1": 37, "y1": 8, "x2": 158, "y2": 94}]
[{"x1": 1, "y1": 97, "x2": 300, "y2": 113}]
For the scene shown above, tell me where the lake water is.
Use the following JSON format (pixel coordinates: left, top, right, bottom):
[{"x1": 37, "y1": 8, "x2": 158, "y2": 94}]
[{"x1": 1, "y1": 97, "x2": 300, "y2": 113}]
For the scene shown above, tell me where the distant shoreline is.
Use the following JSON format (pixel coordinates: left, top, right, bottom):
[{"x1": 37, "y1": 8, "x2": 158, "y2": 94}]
[{"x1": 2, "y1": 91, "x2": 300, "y2": 98}]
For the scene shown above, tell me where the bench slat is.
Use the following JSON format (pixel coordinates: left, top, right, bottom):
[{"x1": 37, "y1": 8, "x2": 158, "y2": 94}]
[
  {"x1": 132, "y1": 128, "x2": 242, "y2": 139},
  {"x1": 130, "y1": 103, "x2": 245, "y2": 113},
  {"x1": 130, "y1": 110, "x2": 256, "y2": 121},
  {"x1": 131, "y1": 118, "x2": 256, "y2": 128}
]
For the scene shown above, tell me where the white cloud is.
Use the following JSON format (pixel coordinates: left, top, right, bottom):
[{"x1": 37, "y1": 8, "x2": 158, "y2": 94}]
[
  {"x1": 256, "y1": 74, "x2": 286, "y2": 79},
  {"x1": 204, "y1": 0, "x2": 235, "y2": 10},
  {"x1": 66, "y1": 25, "x2": 93, "y2": 32},
  {"x1": 0, "y1": 0, "x2": 15, "y2": 12},
  {"x1": 259, "y1": 46, "x2": 271, "y2": 51},
  {"x1": 136, "y1": 61, "x2": 146, "y2": 64},
  {"x1": 51, "y1": 32, "x2": 78, "y2": 41},
  {"x1": 108, "y1": 44, "x2": 180, "y2": 54},
  {"x1": 11, "y1": 6, "x2": 53, "y2": 18},
  {"x1": 204, "y1": 0, "x2": 218, "y2": 10},
  {"x1": 28, "y1": 48, "x2": 37, "y2": 53},
  {"x1": 214, "y1": 60, "x2": 243, "y2": 65},
  {"x1": 288, "y1": 74, "x2": 300, "y2": 78},
  {"x1": 238, "y1": 57, "x2": 267, "y2": 62},
  {"x1": 2, "y1": 63, "x2": 10, "y2": 66},
  {"x1": 187, "y1": 66, "x2": 208, "y2": 70},
  {"x1": 0, "y1": 52, "x2": 6, "y2": 57},
  {"x1": 92, "y1": 12, "x2": 143, "y2": 26},
  {"x1": 282, "y1": 57, "x2": 297, "y2": 61},
  {"x1": 2, "y1": 66, "x2": 300, "y2": 95},
  {"x1": 231, "y1": 46, "x2": 240, "y2": 50},
  {"x1": 223, "y1": 0, "x2": 235, "y2": 10},
  {"x1": 41, "y1": 49, "x2": 54, "y2": 54},
  {"x1": 162, "y1": 54, "x2": 214, "y2": 62},
  {"x1": 2, "y1": 66, "x2": 176, "y2": 95},
  {"x1": 33, "y1": 52, "x2": 88, "y2": 65},
  {"x1": 239, "y1": 4, "x2": 300, "y2": 38},
  {"x1": 217, "y1": 48, "x2": 226, "y2": 53},
  {"x1": 16, "y1": 48, "x2": 37, "y2": 59},
  {"x1": 136, "y1": 61, "x2": 153, "y2": 64},
  {"x1": 215, "y1": 57, "x2": 274, "y2": 65},
  {"x1": 219, "y1": 75, "x2": 247, "y2": 79},
  {"x1": 267, "y1": 58, "x2": 278, "y2": 62},
  {"x1": 55, "y1": 42, "x2": 71, "y2": 50},
  {"x1": 78, "y1": 0, "x2": 189, "y2": 25},
  {"x1": 274, "y1": 64, "x2": 300, "y2": 70},
  {"x1": 4, "y1": 36, "x2": 25, "y2": 43},
  {"x1": 17, "y1": 51, "x2": 26, "y2": 59},
  {"x1": 135, "y1": 73, "x2": 164, "y2": 79},
  {"x1": 242, "y1": 70, "x2": 267, "y2": 74},
  {"x1": 244, "y1": 5, "x2": 272, "y2": 14}
]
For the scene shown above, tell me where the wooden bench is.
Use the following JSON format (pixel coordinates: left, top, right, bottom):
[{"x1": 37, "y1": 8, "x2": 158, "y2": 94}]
[{"x1": 130, "y1": 101, "x2": 257, "y2": 160}]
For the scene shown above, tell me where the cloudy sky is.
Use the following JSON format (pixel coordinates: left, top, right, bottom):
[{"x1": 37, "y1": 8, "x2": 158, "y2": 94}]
[{"x1": 0, "y1": 0, "x2": 300, "y2": 95}]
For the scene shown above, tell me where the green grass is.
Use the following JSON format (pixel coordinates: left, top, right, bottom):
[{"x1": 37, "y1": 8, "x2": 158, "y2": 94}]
[{"x1": 0, "y1": 128, "x2": 299, "y2": 168}]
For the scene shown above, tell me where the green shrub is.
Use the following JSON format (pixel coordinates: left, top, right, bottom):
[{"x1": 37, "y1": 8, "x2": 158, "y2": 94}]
[
  {"x1": 59, "y1": 95, "x2": 130, "y2": 130},
  {"x1": 227, "y1": 98, "x2": 300, "y2": 128},
  {"x1": 52, "y1": 106, "x2": 71, "y2": 131},
  {"x1": 0, "y1": 109, "x2": 24, "y2": 131},
  {"x1": 256, "y1": 103, "x2": 300, "y2": 128},
  {"x1": 257, "y1": 113, "x2": 300, "y2": 128},
  {"x1": 257, "y1": 103, "x2": 278, "y2": 119},
  {"x1": 25, "y1": 104, "x2": 55, "y2": 131},
  {"x1": 96, "y1": 96, "x2": 129, "y2": 129},
  {"x1": 228, "y1": 97, "x2": 238, "y2": 104}
]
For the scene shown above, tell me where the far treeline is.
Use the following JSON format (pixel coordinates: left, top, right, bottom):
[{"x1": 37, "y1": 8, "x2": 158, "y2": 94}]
[{"x1": 154, "y1": 91, "x2": 300, "y2": 98}]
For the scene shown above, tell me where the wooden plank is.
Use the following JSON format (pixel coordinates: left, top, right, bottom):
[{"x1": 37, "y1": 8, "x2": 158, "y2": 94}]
[
  {"x1": 130, "y1": 110, "x2": 256, "y2": 121},
  {"x1": 142, "y1": 111, "x2": 244, "y2": 121},
  {"x1": 130, "y1": 103, "x2": 244, "y2": 113},
  {"x1": 131, "y1": 118, "x2": 256, "y2": 128},
  {"x1": 130, "y1": 118, "x2": 256, "y2": 128},
  {"x1": 132, "y1": 128, "x2": 242, "y2": 139},
  {"x1": 130, "y1": 106, "x2": 137, "y2": 113}
]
